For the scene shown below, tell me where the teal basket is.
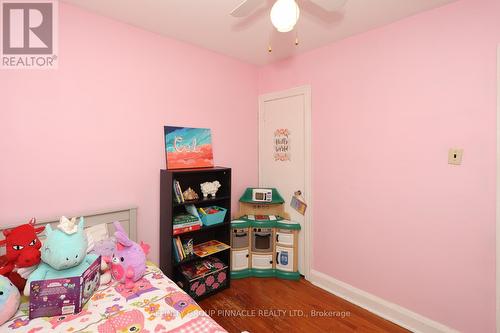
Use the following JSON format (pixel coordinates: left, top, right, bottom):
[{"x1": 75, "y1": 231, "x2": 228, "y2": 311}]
[{"x1": 199, "y1": 206, "x2": 227, "y2": 226}]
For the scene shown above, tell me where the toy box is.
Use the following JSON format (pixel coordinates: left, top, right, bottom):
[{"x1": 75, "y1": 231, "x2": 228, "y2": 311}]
[
  {"x1": 29, "y1": 256, "x2": 101, "y2": 319},
  {"x1": 178, "y1": 257, "x2": 228, "y2": 299}
]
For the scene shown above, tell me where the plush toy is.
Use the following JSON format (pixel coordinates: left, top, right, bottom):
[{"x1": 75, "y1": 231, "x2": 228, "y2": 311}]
[
  {"x1": 200, "y1": 181, "x2": 221, "y2": 198},
  {"x1": 24, "y1": 216, "x2": 98, "y2": 296},
  {"x1": 107, "y1": 221, "x2": 150, "y2": 289},
  {"x1": 89, "y1": 238, "x2": 116, "y2": 285},
  {"x1": 0, "y1": 218, "x2": 45, "y2": 291},
  {"x1": 0, "y1": 275, "x2": 20, "y2": 325}
]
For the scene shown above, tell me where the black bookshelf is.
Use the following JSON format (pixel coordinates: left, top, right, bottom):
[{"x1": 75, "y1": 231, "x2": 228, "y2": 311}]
[{"x1": 159, "y1": 167, "x2": 231, "y2": 299}]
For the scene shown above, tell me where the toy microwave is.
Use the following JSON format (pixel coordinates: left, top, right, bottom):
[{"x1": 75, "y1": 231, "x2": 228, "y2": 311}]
[{"x1": 252, "y1": 188, "x2": 272, "y2": 202}]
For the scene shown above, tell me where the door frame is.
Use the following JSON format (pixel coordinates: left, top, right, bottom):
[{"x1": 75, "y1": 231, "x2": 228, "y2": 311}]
[
  {"x1": 258, "y1": 85, "x2": 312, "y2": 280},
  {"x1": 496, "y1": 45, "x2": 500, "y2": 333}
]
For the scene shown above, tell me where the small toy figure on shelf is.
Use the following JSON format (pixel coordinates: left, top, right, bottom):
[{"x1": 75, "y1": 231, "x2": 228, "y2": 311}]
[
  {"x1": 200, "y1": 181, "x2": 221, "y2": 198},
  {"x1": 182, "y1": 187, "x2": 199, "y2": 201}
]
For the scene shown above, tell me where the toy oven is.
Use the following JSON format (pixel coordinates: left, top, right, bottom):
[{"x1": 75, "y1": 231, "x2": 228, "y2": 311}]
[
  {"x1": 252, "y1": 228, "x2": 273, "y2": 252},
  {"x1": 231, "y1": 228, "x2": 249, "y2": 249}
]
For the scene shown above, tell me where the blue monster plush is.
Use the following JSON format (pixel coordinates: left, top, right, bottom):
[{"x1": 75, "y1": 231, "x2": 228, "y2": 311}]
[
  {"x1": 0, "y1": 275, "x2": 20, "y2": 325},
  {"x1": 24, "y1": 217, "x2": 98, "y2": 296}
]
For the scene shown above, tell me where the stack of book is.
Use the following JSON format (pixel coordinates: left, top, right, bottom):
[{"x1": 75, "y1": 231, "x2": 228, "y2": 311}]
[{"x1": 173, "y1": 212, "x2": 202, "y2": 235}]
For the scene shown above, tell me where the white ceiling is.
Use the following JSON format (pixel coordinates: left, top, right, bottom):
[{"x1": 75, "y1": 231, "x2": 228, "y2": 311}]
[{"x1": 62, "y1": 0, "x2": 457, "y2": 65}]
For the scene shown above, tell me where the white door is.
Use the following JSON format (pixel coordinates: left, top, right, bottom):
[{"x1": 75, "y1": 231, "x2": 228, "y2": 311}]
[
  {"x1": 231, "y1": 249, "x2": 249, "y2": 271},
  {"x1": 276, "y1": 246, "x2": 294, "y2": 272},
  {"x1": 259, "y1": 86, "x2": 311, "y2": 277}
]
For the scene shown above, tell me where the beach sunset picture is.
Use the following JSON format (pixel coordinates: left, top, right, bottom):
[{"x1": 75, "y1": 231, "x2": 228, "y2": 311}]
[{"x1": 164, "y1": 126, "x2": 214, "y2": 169}]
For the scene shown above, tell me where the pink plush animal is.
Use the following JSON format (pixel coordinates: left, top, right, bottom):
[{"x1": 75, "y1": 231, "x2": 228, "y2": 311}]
[{"x1": 107, "y1": 222, "x2": 150, "y2": 289}]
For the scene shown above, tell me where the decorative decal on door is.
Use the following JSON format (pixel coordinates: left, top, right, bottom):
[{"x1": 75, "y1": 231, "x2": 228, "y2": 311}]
[{"x1": 274, "y1": 128, "x2": 291, "y2": 161}]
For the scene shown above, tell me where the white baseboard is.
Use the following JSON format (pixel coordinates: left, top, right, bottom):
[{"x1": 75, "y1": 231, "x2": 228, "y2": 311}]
[{"x1": 309, "y1": 269, "x2": 459, "y2": 333}]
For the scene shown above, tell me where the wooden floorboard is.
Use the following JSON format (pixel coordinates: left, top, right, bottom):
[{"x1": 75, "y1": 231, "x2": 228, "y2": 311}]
[{"x1": 199, "y1": 277, "x2": 410, "y2": 333}]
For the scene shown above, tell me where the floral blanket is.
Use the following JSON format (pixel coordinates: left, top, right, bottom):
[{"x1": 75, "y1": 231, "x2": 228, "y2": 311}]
[{"x1": 1, "y1": 264, "x2": 227, "y2": 333}]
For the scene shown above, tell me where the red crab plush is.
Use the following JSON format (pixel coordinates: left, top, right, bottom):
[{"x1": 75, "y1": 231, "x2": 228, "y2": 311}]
[{"x1": 0, "y1": 218, "x2": 45, "y2": 291}]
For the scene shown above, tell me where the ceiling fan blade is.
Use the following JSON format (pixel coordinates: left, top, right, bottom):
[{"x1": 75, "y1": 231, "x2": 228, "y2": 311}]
[
  {"x1": 308, "y1": 0, "x2": 348, "y2": 12},
  {"x1": 230, "y1": 0, "x2": 267, "y2": 17}
]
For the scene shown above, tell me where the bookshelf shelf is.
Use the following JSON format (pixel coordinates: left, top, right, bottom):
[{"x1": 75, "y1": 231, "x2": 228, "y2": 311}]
[
  {"x1": 173, "y1": 247, "x2": 231, "y2": 268},
  {"x1": 173, "y1": 196, "x2": 231, "y2": 208},
  {"x1": 174, "y1": 221, "x2": 230, "y2": 237},
  {"x1": 159, "y1": 167, "x2": 231, "y2": 300}
]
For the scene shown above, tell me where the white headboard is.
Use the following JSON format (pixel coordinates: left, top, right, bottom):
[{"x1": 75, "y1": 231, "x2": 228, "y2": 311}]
[{"x1": 0, "y1": 207, "x2": 137, "y2": 255}]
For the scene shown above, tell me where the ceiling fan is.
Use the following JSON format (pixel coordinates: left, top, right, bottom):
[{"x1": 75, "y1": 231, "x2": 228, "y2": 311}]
[{"x1": 230, "y1": 0, "x2": 348, "y2": 33}]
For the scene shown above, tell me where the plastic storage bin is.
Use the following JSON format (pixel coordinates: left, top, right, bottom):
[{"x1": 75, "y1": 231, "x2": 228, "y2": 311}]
[{"x1": 199, "y1": 206, "x2": 227, "y2": 226}]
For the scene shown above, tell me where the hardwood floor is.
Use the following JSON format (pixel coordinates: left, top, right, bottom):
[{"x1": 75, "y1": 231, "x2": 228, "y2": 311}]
[{"x1": 199, "y1": 277, "x2": 409, "y2": 333}]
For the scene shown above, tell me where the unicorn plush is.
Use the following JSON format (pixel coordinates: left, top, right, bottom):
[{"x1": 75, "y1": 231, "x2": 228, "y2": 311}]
[
  {"x1": 107, "y1": 221, "x2": 150, "y2": 289},
  {"x1": 24, "y1": 217, "x2": 98, "y2": 296}
]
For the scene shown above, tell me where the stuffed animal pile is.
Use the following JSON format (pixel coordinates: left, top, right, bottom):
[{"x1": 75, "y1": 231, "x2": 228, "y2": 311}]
[{"x1": 0, "y1": 216, "x2": 150, "y2": 325}]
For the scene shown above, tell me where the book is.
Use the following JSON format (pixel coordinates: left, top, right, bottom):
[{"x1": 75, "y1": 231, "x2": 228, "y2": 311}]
[
  {"x1": 173, "y1": 220, "x2": 202, "y2": 229},
  {"x1": 173, "y1": 213, "x2": 199, "y2": 225},
  {"x1": 173, "y1": 224, "x2": 202, "y2": 235},
  {"x1": 29, "y1": 256, "x2": 101, "y2": 319},
  {"x1": 175, "y1": 181, "x2": 184, "y2": 203},
  {"x1": 176, "y1": 237, "x2": 185, "y2": 259},
  {"x1": 193, "y1": 240, "x2": 230, "y2": 258},
  {"x1": 172, "y1": 239, "x2": 180, "y2": 262},
  {"x1": 173, "y1": 180, "x2": 181, "y2": 203}
]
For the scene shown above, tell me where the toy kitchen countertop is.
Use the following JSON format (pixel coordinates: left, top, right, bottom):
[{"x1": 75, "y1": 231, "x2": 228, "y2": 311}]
[
  {"x1": 236, "y1": 215, "x2": 301, "y2": 230},
  {"x1": 230, "y1": 219, "x2": 251, "y2": 228},
  {"x1": 240, "y1": 214, "x2": 280, "y2": 228},
  {"x1": 276, "y1": 219, "x2": 301, "y2": 230}
]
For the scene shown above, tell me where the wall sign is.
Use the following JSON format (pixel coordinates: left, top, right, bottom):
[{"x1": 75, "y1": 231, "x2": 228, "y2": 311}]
[{"x1": 274, "y1": 128, "x2": 290, "y2": 161}]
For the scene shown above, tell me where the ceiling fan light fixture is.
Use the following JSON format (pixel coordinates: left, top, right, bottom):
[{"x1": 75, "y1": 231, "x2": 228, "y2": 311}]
[{"x1": 270, "y1": 0, "x2": 300, "y2": 33}]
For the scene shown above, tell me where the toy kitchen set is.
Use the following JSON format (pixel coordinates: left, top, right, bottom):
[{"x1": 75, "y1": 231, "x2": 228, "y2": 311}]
[{"x1": 230, "y1": 188, "x2": 301, "y2": 280}]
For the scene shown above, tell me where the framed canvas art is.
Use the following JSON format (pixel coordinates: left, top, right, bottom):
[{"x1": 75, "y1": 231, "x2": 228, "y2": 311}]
[{"x1": 164, "y1": 126, "x2": 214, "y2": 169}]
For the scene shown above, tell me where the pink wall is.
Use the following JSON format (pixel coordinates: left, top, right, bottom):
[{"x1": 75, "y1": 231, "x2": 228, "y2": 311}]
[
  {"x1": 0, "y1": 3, "x2": 258, "y2": 264},
  {"x1": 259, "y1": 0, "x2": 499, "y2": 332}
]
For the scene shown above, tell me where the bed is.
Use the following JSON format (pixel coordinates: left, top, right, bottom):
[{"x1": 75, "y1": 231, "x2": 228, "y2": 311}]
[{"x1": 0, "y1": 208, "x2": 227, "y2": 333}]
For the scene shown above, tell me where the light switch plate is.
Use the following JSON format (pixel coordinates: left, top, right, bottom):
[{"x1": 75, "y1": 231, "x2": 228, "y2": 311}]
[{"x1": 448, "y1": 148, "x2": 463, "y2": 165}]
